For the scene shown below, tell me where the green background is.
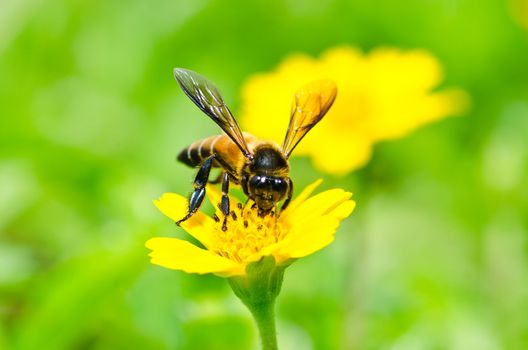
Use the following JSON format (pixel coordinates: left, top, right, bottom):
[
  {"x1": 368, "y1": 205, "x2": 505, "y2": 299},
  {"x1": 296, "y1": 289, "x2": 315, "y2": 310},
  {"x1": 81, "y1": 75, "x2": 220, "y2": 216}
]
[{"x1": 1, "y1": 0, "x2": 527, "y2": 349}]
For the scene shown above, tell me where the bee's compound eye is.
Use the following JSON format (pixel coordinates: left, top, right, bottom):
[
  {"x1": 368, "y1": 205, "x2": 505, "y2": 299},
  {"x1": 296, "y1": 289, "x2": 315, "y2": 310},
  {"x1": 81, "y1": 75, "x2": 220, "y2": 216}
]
[
  {"x1": 271, "y1": 178, "x2": 288, "y2": 197},
  {"x1": 249, "y1": 175, "x2": 263, "y2": 188},
  {"x1": 249, "y1": 175, "x2": 264, "y2": 195}
]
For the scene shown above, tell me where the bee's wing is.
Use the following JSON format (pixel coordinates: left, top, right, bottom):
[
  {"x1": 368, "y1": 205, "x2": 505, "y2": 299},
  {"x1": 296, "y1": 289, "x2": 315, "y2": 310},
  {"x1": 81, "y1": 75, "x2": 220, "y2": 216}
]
[
  {"x1": 173, "y1": 68, "x2": 251, "y2": 158},
  {"x1": 282, "y1": 80, "x2": 337, "y2": 158}
]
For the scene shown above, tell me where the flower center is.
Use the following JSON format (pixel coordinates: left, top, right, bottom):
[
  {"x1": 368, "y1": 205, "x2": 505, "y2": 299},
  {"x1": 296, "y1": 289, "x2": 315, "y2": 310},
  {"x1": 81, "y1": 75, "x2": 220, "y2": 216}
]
[{"x1": 211, "y1": 204, "x2": 285, "y2": 263}]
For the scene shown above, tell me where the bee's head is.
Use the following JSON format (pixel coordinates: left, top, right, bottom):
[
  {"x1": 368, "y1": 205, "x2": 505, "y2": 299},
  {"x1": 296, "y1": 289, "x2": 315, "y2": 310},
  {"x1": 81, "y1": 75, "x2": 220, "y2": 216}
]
[
  {"x1": 247, "y1": 175, "x2": 289, "y2": 211},
  {"x1": 245, "y1": 145, "x2": 290, "y2": 211}
]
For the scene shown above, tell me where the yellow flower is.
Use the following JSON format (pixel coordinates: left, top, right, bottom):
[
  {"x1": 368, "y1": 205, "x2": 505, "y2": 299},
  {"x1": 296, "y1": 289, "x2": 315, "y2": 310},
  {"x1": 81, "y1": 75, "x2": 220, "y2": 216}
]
[
  {"x1": 240, "y1": 46, "x2": 469, "y2": 175},
  {"x1": 146, "y1": 180, "x2": 355, "y2": 277}
]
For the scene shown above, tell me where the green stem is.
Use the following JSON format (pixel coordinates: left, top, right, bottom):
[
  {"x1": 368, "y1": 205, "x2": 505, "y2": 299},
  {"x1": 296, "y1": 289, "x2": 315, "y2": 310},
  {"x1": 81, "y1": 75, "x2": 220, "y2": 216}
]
[
  {"x1": 247, "y1": 300, "x2": 278, "y2": 350},
  {"x1": 228, "y1": 256, "x2": 286, "y2": 349}
]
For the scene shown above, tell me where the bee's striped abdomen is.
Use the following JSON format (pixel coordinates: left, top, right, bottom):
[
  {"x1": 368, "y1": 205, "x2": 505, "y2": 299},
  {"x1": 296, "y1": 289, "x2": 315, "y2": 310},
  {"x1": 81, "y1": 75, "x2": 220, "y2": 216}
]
[
  {"x1": 178, "y1": 132, "x2": 256, "y2": 177},
  {"x1": 177, "y1": 135, "x2": 221, "y2": 167}
]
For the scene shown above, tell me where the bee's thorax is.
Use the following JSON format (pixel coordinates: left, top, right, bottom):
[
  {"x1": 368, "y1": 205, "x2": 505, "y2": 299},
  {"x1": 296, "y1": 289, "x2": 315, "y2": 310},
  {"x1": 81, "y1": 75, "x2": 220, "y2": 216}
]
[{"x1": 248, "y1": 144, "x2": 289, "y2": 176}]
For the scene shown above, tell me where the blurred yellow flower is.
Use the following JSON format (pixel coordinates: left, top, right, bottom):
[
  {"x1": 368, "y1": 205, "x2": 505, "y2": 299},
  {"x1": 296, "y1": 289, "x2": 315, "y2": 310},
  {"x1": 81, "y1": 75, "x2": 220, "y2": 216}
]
[
  {"x1": 146, "y1": 180, "x2": 355, "y2": 277},
  {"x1": 509, "y1": 0, "x2": 528, "y2": 30},
  {"x1": 240, "y1": 46, "x2": 468, "y2": 174}
]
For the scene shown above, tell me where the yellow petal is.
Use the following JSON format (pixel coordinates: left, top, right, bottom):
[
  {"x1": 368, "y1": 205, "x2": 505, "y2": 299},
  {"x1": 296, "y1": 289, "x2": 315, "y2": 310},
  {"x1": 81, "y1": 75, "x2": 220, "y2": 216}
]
[
  {"x1": 277, "y1": 190, "x2": 355, "y2": 260},
  {"x1": 153, "y1": 193, "x2": 215, "y2": 249},
  {"x1": 328, "y1": 199, "x2": 356, "y2": 220},
  {"x1": 146, "y1": 237, "x2": 244, "y2": 276},
  {"x1": 281, "y1": 178, "x2": 322, "y2": 215},
  {"x1": 287, "y1": 188, "x2": 354, "y2": 222},
  {"x1": 277, "y1": 216, "x2": 339, "y2": 259}
]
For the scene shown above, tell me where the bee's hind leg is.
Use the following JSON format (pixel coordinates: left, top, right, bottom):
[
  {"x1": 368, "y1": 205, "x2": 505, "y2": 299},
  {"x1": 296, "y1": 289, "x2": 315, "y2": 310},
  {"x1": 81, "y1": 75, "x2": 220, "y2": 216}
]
[{"x1": 177, "y1": 155, "x2": 214, "y2": 226}]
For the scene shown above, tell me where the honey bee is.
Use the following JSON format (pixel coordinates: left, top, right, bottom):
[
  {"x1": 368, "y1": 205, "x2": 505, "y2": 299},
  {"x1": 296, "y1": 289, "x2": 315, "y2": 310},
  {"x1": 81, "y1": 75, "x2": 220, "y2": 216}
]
[{"x1": 173, "y1": 68, "x2": 337, "y2": 226}]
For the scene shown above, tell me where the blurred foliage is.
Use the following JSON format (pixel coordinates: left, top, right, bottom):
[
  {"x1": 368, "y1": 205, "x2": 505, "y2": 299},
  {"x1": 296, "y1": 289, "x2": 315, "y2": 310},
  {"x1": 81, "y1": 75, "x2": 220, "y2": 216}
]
[{"x1": 1, "y1": 0, "x2": 527, "y2": 349}]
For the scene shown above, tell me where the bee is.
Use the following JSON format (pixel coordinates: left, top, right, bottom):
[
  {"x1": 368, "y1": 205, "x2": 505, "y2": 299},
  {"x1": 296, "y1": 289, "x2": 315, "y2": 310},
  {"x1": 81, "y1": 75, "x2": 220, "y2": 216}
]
[{"x1": 173, "y1": 68, "x2": 337, "y2": 226}]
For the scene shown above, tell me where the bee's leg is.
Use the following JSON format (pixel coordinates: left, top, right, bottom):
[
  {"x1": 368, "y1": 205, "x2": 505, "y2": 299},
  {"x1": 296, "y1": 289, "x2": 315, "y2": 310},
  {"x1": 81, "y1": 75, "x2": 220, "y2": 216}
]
[
  {"x1": 280, "y1": 178, "x2": 293, "y2": 212},
  {"x1": 220, "y1": 172, "x2": 230, "y2": 215},
  {"x1": 177, "y1": 155, "x2": 214, "y2": 225},
  {"x1": 269, "y1": 204, "x2": 278, "y2": 226},
  {"x1": 219, "y1": 172, "x2": 230, "y2": 231}
]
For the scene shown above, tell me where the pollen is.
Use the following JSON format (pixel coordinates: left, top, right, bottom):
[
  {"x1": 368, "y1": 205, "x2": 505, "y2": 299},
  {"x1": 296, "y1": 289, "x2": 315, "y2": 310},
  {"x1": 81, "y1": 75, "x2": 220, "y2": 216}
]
[{"x1": 211, "y1": 205, "x2": 286, "y2": 263}]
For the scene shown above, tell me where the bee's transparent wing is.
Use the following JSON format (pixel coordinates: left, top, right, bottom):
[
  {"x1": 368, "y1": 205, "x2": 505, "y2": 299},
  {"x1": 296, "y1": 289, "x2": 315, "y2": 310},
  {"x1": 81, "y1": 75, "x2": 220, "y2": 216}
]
[
  {"x1": 174, "y1": 68, "x2": 251, "y2": 158},
  {"x1": 282, "y1": 80, "x2": 337, "y2": 158}
]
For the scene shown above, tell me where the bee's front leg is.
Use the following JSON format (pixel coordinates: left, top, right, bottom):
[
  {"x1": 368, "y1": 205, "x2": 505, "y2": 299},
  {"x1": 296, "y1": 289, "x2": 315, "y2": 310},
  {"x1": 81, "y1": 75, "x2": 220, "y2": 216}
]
[
  {"x1": 280, "y1": 178, "x2": 293, "y2": 212},
  {"x1": 177, "y1": 155, "x2": 214, "y2": 226},
  {"x1": 219, "y1": 172, "x2": 230, "y2": 231}
]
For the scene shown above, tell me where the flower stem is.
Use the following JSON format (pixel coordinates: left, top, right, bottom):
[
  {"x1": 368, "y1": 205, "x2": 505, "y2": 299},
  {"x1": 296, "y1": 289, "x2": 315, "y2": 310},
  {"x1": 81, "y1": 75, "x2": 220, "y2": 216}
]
[
  {"x1": 228, "y1": 256, "x2": 287, "y2": 350},
  {"x1": 247, "y1": 300, "x2": 278, "y2": 350}
]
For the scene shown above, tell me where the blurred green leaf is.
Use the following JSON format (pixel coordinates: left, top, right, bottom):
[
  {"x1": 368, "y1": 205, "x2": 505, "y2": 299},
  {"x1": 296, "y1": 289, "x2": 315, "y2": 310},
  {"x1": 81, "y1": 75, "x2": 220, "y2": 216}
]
[{"x1": 11, "y1": 248, "x2": 145, "y2": 350}]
